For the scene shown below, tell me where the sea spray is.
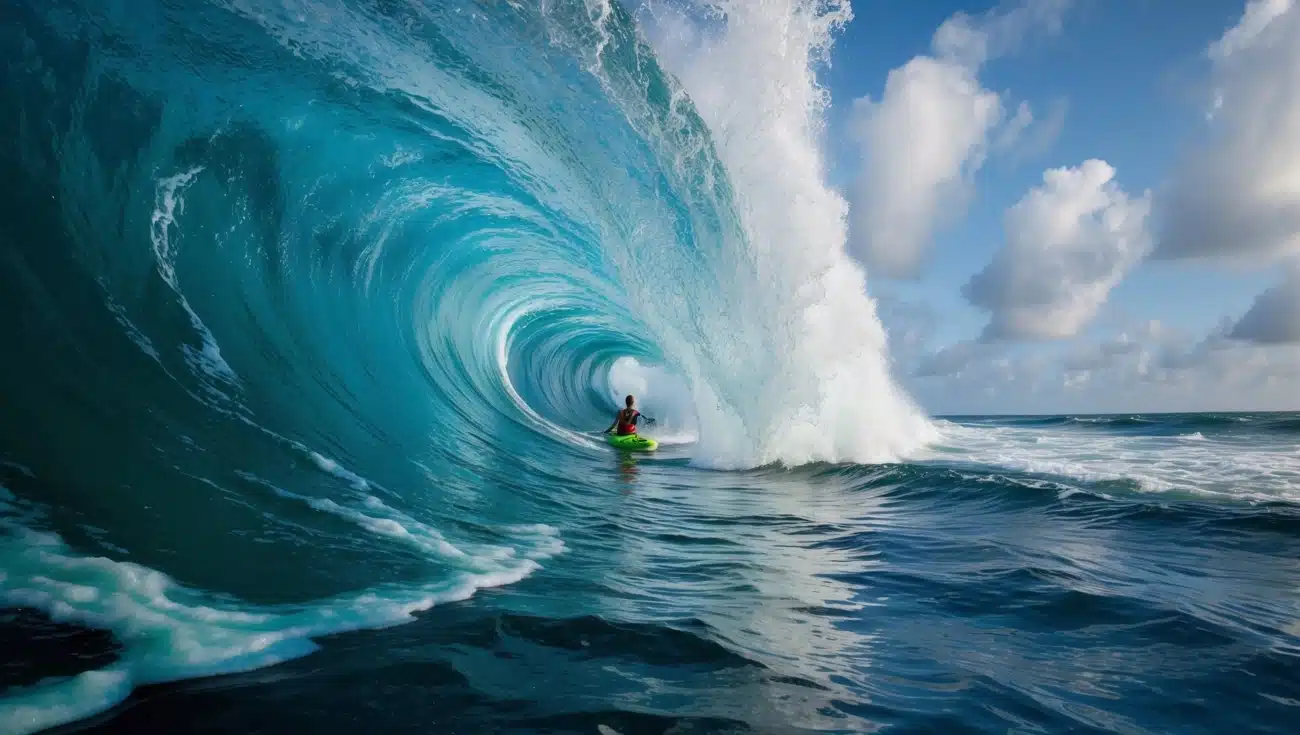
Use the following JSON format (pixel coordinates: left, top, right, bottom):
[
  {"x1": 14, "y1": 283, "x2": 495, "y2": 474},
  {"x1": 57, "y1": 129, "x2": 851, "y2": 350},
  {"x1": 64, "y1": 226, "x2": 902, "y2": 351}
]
[{"x1": 577, "y1": 0, "x2": 937, "y2": 466}]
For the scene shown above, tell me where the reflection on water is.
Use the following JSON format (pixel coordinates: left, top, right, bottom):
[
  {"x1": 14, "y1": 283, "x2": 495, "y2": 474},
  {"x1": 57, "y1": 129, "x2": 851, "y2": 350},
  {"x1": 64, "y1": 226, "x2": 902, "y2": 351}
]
[{"x1": 618, "y1": 453, "x2": 639, "y2": 488}]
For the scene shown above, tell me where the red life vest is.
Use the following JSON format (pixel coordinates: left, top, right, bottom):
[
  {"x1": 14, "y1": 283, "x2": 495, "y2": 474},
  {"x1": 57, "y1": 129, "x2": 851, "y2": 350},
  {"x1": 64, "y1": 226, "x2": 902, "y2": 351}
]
[{"x1": 616, "y1": 409, "x2": 639, "y2": 435}]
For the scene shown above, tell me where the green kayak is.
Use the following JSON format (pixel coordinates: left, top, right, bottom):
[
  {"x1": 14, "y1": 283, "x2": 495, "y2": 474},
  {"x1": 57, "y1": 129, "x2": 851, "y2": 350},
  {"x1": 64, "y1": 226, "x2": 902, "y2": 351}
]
[{"x1": 607, "y1": 433, "x2": 658, "y2": 451}]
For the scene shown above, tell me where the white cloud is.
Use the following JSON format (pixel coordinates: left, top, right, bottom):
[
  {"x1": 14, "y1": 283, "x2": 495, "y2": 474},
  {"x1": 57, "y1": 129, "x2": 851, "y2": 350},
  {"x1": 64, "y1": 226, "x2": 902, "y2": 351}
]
[
  {"x1": 913, "y1": 340, "x2": 992, "y2": 378},
  {"x1": 847, "y1": 58, "x2": 1000, "y2": 278},
  {"x1": 1157, "y1": 0, "x2": 1300, "y2": 262},
  {"x1": 901, "y1": 321, "x2": 1300, "y2": 415},
  {"x1": 964, "y1": 160, "x2": 1152, "y2": 340},
  {"x1": 1230, "y1": 266, "x2": 1300, "y2": 343},
  {"x1": 1144, "y1": 321, "x2": 1300, "y2": 398},
  {"x1": 995, "y1": 98, "x2": 1068, "y2": 163},
  {"x1": 875, "y1": 294, "x2": 939, "y2": 364},
  {"x1": 932, "y1": 0, "x2": 1072, "y2": 67},
  {"x1": 995, "y1": 101, "x2": 1035, "y2": 152},
  {"x1": 1210, "y1": 0, "x2": 1293, "y2": 60},
  {"x1": 1062, "y1": 330, "x2": 1143, "y2": 371},
  {"x1": 847, "y1": 1, "x2": 1070, "y2": 279}
]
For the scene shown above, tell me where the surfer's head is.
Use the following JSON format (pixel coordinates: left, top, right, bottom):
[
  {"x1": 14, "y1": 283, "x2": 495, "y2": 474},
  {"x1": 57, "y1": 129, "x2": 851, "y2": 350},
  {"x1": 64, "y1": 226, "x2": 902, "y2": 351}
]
[{"x1": 625, "y1": 394, "x2": 635, "y2": 408}]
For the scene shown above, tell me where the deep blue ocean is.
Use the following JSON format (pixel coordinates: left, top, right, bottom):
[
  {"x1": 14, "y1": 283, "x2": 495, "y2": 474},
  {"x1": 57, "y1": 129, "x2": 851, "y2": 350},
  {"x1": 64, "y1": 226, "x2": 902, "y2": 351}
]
[{"x1": 3, "y1": 1, "x2": 1300, "y2": 733}]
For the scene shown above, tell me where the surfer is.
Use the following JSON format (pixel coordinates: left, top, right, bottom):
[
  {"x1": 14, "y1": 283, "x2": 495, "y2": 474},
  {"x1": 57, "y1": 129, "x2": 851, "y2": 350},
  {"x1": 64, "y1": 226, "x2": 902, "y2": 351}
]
[{"x1": 603, "y1": 395, "x2": 655, "y2": 436}]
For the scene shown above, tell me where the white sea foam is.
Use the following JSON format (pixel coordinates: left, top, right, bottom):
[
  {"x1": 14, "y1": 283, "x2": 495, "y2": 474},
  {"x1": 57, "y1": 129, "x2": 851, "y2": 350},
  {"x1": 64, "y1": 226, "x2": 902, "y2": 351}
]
[
  {"x1": 600, "y1": 0, "x2": 937, "y2": 468},
  {"x1": 930, "y1": 420, "x2": 1300, "y2": 501},
  {"x1": 149, "y1": 168, "x2": 239, "y2": 388},
  {"x1": 307, "y1": 451, "x2": 372, "y2": 491},
  {"x1": 606, "y1": 356, "x2": 699, "y2": 441},
  {"x1": 0, "y1": 482, "x2": 561, "y2": 734},
  {"x1": 102, "y1": 293, "x2": 162, "y2": 362},
  {"x1": 244, "y1": 471, "x2": 473, "y2": 560}
]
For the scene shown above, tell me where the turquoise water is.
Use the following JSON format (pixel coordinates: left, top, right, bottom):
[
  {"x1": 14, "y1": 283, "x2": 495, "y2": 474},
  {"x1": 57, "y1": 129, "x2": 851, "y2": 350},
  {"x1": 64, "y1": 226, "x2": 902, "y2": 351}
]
[{"x1": 2, "y1": 1, "x2": 1300, "y2": 733}]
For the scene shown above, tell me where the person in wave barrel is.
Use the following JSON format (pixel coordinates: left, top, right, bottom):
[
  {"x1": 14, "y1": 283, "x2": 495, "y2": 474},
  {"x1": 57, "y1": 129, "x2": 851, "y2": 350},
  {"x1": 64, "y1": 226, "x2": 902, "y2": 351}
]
[{"x1": 604, "y1": 394, "x2": 656, "y2": 436}]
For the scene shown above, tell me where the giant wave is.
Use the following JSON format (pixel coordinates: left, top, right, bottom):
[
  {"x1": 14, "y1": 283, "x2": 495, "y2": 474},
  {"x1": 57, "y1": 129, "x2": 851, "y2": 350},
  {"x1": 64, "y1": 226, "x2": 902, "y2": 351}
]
[{"x1": 0, "y1": 0, "x2": 931, "y2": 730}]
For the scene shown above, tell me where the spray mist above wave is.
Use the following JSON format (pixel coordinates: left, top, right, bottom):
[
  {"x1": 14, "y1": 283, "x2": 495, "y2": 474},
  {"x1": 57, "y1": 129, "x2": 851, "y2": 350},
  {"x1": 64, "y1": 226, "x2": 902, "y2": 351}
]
[{"x1": 549, "y1": 0, "x2": 937, "y2": 467}]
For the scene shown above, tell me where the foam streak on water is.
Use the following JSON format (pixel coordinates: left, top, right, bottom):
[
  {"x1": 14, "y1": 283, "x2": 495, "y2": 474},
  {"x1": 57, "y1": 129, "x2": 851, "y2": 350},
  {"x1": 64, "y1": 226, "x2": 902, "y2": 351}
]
[
  {"x1": 933, "y1": 414, "x2": 1300, "y2": 501},
  {"x1": 0, "y1": 482, "x2": 560, "y2": 735}
]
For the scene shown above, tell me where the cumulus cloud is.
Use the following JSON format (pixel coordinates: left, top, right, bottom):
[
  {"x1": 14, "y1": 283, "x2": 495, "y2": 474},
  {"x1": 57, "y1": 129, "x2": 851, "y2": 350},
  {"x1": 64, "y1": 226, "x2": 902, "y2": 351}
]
[
  {"x1": 846, "y1": 58, "x2": 999, "y2": 278},
  {"x1": 913, "y1": 340, "x2": 992, "y2": 378},
  {"x1": 1210, "y1": 0, "x2": 1293, "y2": 60},
  {"x1": 1157, "y1": 0, "x2": 1300, "y2": 262},
  {"x1": 1091, "y1": 332, "x2": 1300, "y2": 410},
  {"x1": 1045, "y1": 318, "x2": 1299, "y2": 400},
  {"x1": 904, "y1": 320, "x2": 1300, "y2": 414},
  {"x1": 847, "y1": 0, "x2": 1071, "y2": 278},
  {"x1": 1062, "y1": 330, "x2": 1143, "y2": 371},
  {"x1": 875, "y1": 294, "x2": 939, "y2": 363},
  {"x1": 1229, "y1": 266, "x2": 1300, "y2": 343},
  {"x1": 964, "y1": 160, "x2": 1153, "y2": 340},
  {"x1": 931, "y1": 0, "x2": 1072, "y2": 67}
]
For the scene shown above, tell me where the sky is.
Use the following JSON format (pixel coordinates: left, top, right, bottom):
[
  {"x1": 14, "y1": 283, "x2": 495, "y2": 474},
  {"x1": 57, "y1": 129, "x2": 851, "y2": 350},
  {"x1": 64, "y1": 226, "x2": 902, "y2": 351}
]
[{"x1": 810, "y1": 0, "x2": 1300, "y2": 415}]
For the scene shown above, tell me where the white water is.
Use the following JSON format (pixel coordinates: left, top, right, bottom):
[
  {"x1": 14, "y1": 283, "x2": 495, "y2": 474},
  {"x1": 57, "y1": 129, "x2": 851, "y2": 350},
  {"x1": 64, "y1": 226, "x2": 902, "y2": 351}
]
[
  {"x1": 606, "y1": 356, "x2": 700, "y2": 440},
  {"x1": 932, "y1": 420, "x2": 1300, "y2": 501},
  {"x1": 150, "y1": 168, "x2": 241, "y2": 389},
  {"x1": 600, "y1": 0, "x2": 936, "y2": 468},
  {"x1": 0, "y1": 478, "x2": 561, "y2": 735}
]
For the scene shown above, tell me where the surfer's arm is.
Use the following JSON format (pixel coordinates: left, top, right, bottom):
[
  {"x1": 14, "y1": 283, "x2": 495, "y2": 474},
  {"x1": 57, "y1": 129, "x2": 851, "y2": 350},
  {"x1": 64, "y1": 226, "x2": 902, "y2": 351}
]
[{"x1": 602, "y1": 414, "x2": 619, "y2": 434}]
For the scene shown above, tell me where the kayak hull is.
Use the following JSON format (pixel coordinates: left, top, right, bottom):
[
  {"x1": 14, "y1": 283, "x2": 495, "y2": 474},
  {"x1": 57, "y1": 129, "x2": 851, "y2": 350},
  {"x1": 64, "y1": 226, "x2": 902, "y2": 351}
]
[{"x1": 607, "y1": 434, "x2": 658, "y2": 451}]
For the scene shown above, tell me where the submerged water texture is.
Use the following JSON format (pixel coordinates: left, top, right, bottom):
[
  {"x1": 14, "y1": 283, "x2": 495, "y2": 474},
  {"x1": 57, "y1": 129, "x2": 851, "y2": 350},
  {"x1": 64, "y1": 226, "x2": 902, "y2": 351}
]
[{"x1": 2, "y1": 1, "x2": 1299, "y2": 733}]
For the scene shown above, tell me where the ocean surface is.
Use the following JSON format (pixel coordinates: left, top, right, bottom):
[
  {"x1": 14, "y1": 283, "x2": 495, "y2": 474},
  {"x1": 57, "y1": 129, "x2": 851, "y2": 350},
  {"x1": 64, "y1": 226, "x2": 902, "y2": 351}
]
[{"x1": 3, "y1": 1, "x2": 1300, "y2": 733}]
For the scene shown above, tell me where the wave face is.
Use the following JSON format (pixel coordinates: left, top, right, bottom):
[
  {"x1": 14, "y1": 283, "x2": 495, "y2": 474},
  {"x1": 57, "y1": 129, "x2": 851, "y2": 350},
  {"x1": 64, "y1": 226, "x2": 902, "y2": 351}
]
[
  {"x1": 4, "y1": 1, "x2": 1300, "y2": 734},
  {"x1": 0, "y1": 0, "x2": 929, "y2": 729}
]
